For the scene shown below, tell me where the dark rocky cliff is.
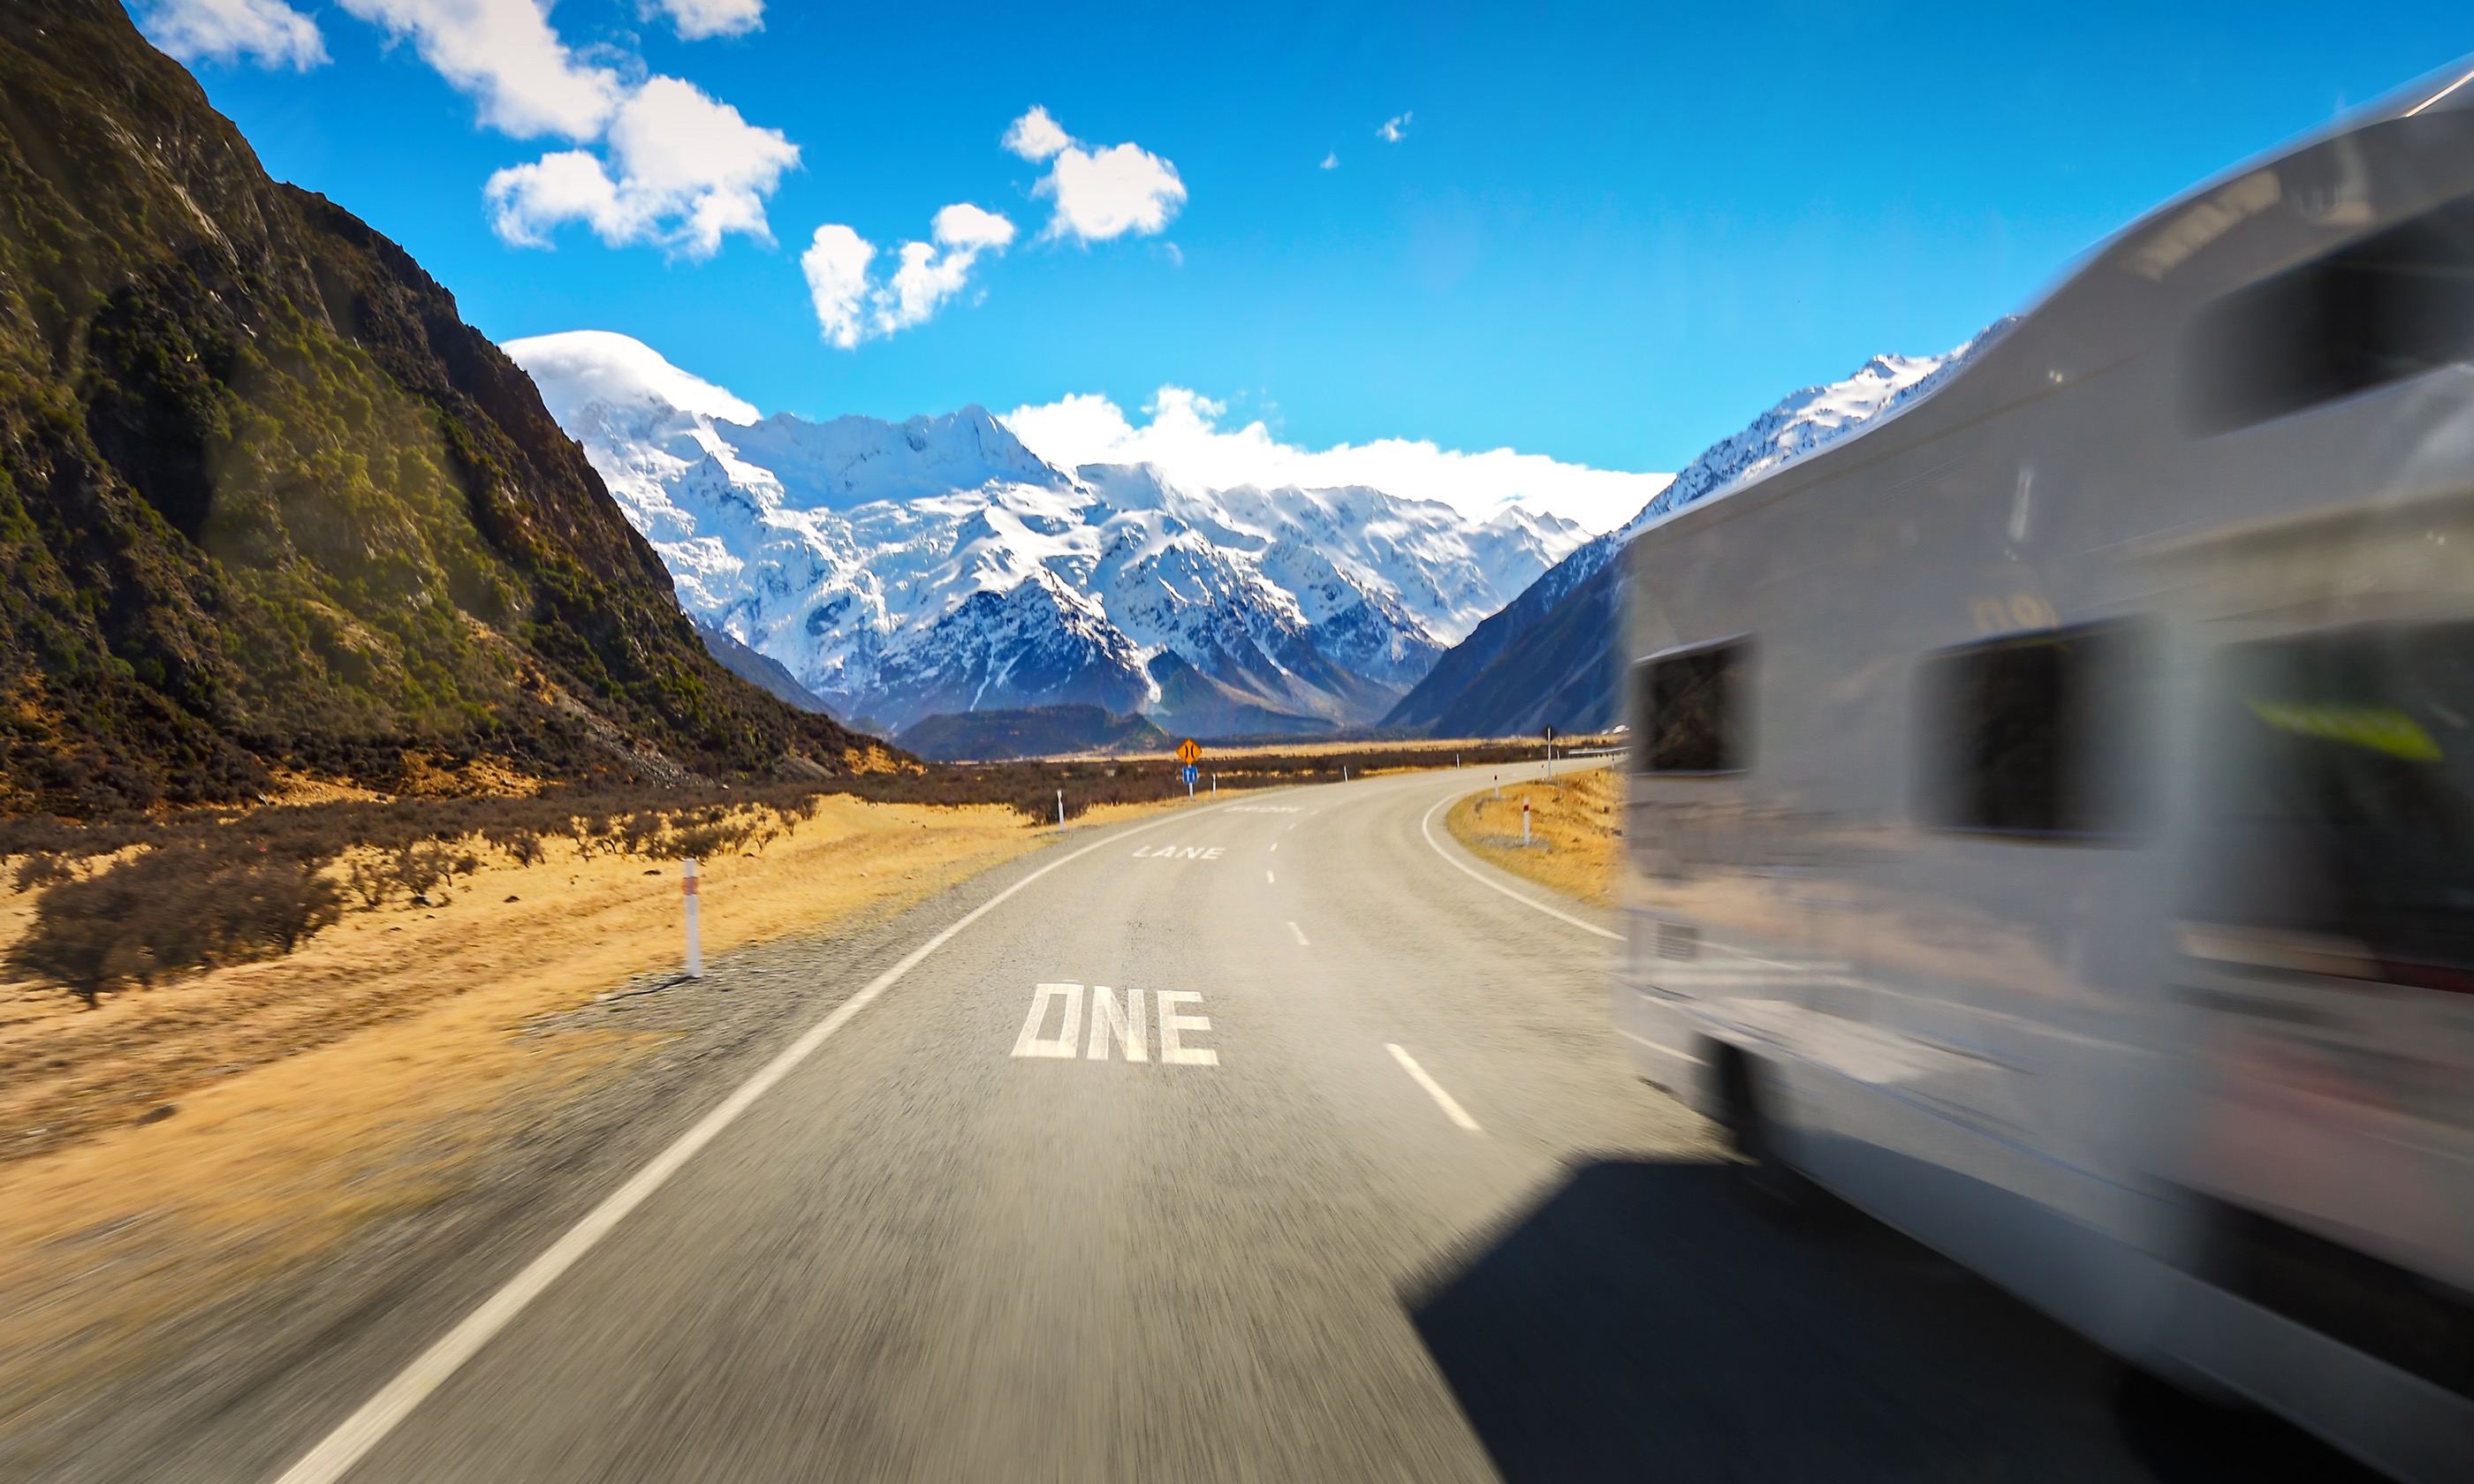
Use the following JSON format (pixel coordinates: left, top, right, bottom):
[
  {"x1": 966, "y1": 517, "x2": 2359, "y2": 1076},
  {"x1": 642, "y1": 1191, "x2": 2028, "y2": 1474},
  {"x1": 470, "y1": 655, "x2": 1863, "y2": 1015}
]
[{"x1": 0, "y1": 1, "x2": 879, "y2": 813}]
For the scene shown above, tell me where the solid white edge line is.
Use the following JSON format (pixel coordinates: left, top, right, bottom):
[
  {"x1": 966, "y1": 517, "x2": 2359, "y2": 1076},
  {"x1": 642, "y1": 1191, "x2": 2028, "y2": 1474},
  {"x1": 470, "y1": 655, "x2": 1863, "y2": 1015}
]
[
  {"x1": 1418, "y1": 791, "x2": 1622, "y2": 941},
  {"x1": 1385, "y1": 1043, "x2": 1484, "y2": 1133},
  {"x1": 271, "y1": 801, "x2": 1223, "y2": 1484}
]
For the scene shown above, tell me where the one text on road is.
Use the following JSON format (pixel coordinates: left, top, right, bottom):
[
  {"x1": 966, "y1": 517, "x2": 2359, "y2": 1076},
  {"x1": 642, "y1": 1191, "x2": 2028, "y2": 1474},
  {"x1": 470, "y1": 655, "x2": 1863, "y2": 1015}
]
[{"x1": 1011, "y1": 983, "x2": 1218, "y2": 1066}]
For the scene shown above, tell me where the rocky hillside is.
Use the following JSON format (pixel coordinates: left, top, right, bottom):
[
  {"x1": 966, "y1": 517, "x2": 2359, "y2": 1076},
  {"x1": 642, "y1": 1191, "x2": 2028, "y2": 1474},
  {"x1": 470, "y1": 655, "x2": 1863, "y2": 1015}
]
[
  {"x1": 0, "y1": 1, "x2": 876, "y2": 814},
  {"x1": 1385, "y1": 335, "x2": 2002, "y2": 737}
]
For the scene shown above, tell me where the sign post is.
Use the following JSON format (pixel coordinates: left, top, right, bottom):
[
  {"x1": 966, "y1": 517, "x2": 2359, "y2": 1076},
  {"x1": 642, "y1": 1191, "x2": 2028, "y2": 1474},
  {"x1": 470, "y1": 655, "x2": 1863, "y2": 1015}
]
[
  {"x1": 1177, "y1": 738, "x2": 1201, "y2": 799},
  {"x1": 1544, "y1": 724, "x2": 1558, "y2": 779},
  {"x1": 682, "y1": 858, "x2": 703, "y2": 979}
]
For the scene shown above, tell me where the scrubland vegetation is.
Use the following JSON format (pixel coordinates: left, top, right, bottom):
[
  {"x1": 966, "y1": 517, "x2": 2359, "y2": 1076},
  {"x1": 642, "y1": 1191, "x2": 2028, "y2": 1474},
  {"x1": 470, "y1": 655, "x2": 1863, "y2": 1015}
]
[{"x1": 0, "y1": 740, "x2": 1574, "y2": 1008}]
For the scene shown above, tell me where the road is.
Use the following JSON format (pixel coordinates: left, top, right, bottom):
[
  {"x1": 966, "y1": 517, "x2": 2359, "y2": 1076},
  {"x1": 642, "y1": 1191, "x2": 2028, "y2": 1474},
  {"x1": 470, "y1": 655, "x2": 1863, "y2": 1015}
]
[{"x1": 46, "y1": 764, "x2": 2374, "y2": 1483}]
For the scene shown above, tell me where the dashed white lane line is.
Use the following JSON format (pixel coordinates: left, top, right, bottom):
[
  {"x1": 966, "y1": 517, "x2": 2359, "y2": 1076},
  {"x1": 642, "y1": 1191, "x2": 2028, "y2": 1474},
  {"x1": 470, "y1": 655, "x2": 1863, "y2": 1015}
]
[
  {"x1": 1266, "y1": 869, "x2": 1275, "y2": 884},
  {"x1": 1287, "y1": 920, "x2": 1309, "y2": 946},
  {"x1": 269, "y1": 805, "x2": 1218, "y2": 1484},
  {"x1": 1386, "y1": 1044, "x2": 1484, "y2": 1133},
  {"x1": 1417, "y1": 792, "x2": 1621, "y2": 942},
  {"x1": 1269, "y1": 842, "x2": 1278, "y2": 852}
]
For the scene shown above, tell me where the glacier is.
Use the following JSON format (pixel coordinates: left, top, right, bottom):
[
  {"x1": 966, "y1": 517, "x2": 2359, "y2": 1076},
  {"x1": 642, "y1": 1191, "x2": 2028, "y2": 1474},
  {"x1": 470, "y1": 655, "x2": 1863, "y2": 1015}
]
[{"x1": 508, "y1": 331, "x2": 1592, "y2": 735}]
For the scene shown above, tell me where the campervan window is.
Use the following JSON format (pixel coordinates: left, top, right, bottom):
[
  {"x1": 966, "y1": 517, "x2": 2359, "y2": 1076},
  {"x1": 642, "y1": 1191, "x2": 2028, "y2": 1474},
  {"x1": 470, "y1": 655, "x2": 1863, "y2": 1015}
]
[
  {"x1": 1920, "y1": 622, "x2": 2144, "y2": 838},
  {"x1": 2185, "y1": 620, "x2": 2474, "y2": 990},
  {"x1": 2186, "y1": 190, "x2": 2474, "y2": 433},
  {"x1": 1632, "y1": 640, "x2": 1750, "y2": 775}
]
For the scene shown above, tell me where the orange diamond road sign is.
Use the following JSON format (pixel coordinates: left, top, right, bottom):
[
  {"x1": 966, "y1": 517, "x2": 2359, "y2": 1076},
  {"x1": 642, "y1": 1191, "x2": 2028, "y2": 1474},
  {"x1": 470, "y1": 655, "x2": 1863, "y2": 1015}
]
[{"x1": 1177, "y1": 738, "x2": 1201, "y2": 766}]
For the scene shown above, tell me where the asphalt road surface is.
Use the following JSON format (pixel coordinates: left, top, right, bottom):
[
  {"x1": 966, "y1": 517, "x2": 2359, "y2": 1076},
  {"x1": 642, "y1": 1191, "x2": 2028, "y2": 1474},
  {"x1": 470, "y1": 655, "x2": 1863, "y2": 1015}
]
[{"x1": 43, "y1": 764, "x2": 2379, "y2": 1484}]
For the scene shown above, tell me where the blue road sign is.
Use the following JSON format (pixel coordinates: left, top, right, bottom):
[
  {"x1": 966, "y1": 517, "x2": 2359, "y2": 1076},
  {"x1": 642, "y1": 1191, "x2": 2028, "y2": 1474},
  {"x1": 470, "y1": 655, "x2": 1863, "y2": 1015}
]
[{"x1": 1182, "y1": 764, "x2": 1198, "y2": 786}]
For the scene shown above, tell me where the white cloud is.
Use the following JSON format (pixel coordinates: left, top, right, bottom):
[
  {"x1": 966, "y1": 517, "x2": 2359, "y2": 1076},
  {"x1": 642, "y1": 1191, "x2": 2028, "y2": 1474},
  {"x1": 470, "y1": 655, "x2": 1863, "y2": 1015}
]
[
  {"x1": 801, "y1": 225, "x2": 876, "y2": 350},
  {"x1": 801, "y1": 205, "x2": 1015, "y2": 349},
  {"x1": 646, "y1": 0, "x2": 763, "y2": 40},
  {"x1": 1320, "y1": 152, "x2": 1339, "y2": 170},
  {"x1": 503, "y1": 329, "x2": 760, "y2": 426},
  {"x1": 1002, "y1": 107, "x2": 1186, "y2": 244},
  {"x1": 1002, "y1": 387, "x2": 1671, "y2": 534},
  {"x1": 485, "y1": 77, "x2": 798, "y2": 257},
  {"x1": 930, "y1": 201, "x2": 1017, "y2": 253},
  {"x1": 337, "y1": 0, "x2": 619, "y2": 140},
  {"x1": 1000, "y1": 105, "x2": 1073, "y2": 163},
  {"x1": 138, "y1": 0, "x2": 328, "y2": 71},
  {"x1": 326, "y1": 0, "x2": 794, "y2": 255},
  {"x1": 1377, "y1": 111, "x2": 1411, "y2": 143}
]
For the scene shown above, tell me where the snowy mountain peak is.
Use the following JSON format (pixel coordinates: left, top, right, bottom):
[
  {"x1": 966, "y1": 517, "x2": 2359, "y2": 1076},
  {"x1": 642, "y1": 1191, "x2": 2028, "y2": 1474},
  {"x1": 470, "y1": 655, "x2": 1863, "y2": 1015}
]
[
  {"x1": 1617, "y1": 321, "x2": 2009, "y2": 541},
  {"x1": 507, "y1": 331, "x2": 1594, "y2": 736},
  {"x1": 725, "y1": 405, "x2": 1075, "y2": 510}
]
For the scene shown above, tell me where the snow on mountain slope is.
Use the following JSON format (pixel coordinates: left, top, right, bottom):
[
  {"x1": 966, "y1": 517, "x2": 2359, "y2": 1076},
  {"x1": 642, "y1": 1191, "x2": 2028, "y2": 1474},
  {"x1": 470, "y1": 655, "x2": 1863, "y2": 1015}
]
[
  {"x1": 1385, "y1": 326, "x2": 2004, "y2": 736},
  {"x1": 1613, "y1": 324, "x2": 2009, "y2": 541},
  {"x1": 505, "y1": 331, "x2": 1590, "y2": 735}
]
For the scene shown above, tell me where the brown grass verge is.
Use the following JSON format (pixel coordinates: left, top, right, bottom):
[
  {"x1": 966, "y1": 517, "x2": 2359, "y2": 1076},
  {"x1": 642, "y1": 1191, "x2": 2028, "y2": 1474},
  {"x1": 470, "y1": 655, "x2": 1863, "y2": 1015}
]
[
  {"x1": 0, "y1": 797, "x2": 1188, "y2": 1436},
  {"x1": 1443, "y1": 765, "x2": 1622, "y2": 907}
]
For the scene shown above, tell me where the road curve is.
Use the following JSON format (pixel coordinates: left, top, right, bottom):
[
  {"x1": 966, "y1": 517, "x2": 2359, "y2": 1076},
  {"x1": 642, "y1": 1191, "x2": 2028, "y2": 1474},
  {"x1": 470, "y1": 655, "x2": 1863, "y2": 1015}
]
[{"x1": 56, "y1": 763, "x2": 2350, "y2": 1483}]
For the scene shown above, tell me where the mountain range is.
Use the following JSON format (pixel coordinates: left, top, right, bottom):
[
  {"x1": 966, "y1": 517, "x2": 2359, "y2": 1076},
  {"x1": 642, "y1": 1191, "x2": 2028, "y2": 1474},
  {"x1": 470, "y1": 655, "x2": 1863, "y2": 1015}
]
[
  {"x1": 0, "y1": 1, "x2": 874, "y2": 814},
  {"x1": 1379, "y1": 333, "x2": 2003, "y2": 737},
  {"x1": 520, "y1": 328, "x2": 1995, "y2": 746},
  {"x1": 511, "y1": 331, "x2": 1593, "y2": 738}
]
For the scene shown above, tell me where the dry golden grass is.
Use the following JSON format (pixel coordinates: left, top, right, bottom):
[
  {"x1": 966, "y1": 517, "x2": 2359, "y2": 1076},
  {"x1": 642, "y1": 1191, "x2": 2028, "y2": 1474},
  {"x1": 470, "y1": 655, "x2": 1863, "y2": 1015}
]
[
  {"x1": 1444, "y1": 765, "x2": 1622, "y2": 907},
  {"x1": 0, "y1": 795, "x2": 1176, "y2": 1429}
]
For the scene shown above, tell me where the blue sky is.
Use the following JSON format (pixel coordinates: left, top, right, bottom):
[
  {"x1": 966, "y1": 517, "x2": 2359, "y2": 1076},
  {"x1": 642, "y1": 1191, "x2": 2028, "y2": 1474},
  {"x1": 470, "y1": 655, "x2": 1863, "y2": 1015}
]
[{"x1": 151, "y1": 0, "x2": 2474, "y2": 507}]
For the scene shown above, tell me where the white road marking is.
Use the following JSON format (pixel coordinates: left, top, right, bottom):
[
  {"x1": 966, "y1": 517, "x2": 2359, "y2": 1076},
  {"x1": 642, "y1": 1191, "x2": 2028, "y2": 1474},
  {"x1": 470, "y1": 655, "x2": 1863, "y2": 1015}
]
[
  {"x1": 1418, "y1": 793, "x2": 1620, "y2": 942},
  {"x1": 1266, "y1": 870, "x2": 1275, "y2": 884},
  {"x1": 1268, "y1": 843, "x2": 1277, "y2": 852},
  {"x1": 1011, "y1": 983, "x2": 1084, "y2": 1058},
  {"x1": 1157, "y1": 990, "x2": 1218, "y2": 1065},
  {"x1": 1087, "y1": 985, "x2": 1146, "y2": 1062},
  {"x1": 1131, "y1": 844, "x2": 1225, "y2": 859},
  {"x1": 1386, "y1": 1044, "x2": 1484, "y2": 1133},
  {"x1": 270, "y1": 804, "x2": 1218, "y2": 1484},
  {"x1": 1287, "y1": 920, "x2": 1309, "y2": 946}
]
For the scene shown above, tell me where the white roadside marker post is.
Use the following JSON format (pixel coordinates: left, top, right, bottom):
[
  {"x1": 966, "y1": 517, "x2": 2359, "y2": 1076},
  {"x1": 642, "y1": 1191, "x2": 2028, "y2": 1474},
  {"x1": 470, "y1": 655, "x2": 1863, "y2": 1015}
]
[
  {"x1": 1522, "y1": 799, "x2": 1531, "y2": 847},
  {"x1": 682, "y1": 858, "x2": 703, "y2": 978},
  {"x1": 1056, "y1": 789, "x2": 1064, "y2": 827}
]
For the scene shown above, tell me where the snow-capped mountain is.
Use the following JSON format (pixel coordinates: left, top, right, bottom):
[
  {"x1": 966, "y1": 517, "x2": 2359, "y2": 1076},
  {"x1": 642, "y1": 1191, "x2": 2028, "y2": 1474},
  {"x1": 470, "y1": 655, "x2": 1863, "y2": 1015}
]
[
  {"x1": 508, "y1": 331, "x2": 1589, "y2": 735},
  {"x1": 1385, "y1": 327, "x2": 2002, "y2": 737}
]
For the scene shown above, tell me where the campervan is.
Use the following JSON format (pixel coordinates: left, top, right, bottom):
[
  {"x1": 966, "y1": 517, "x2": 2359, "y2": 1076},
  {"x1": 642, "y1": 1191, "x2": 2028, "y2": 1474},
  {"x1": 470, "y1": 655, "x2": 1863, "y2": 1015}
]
[{"x1": 1618, "y1": 64, "x2": 2474, "y2": 1483}]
